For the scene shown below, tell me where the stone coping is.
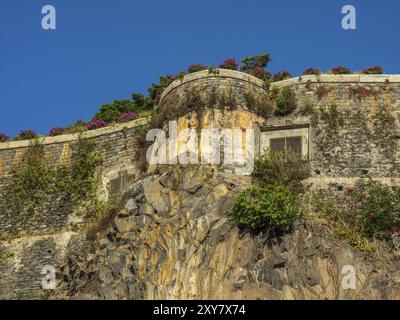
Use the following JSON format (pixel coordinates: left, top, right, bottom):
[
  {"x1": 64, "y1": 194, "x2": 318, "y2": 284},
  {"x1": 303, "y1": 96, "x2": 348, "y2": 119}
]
[
  {"x1": 0, "y1": 117, "x2": 149, "y2": 151},
  {"x1": 159, "y1": 69, "x2": 267, "y2": 104},
  {"x1": 271, "y1": 74, "x2": 400, "y2": 88},
  {"x1": 160, "y1": 70, "x2": 400, "y2": 104}
]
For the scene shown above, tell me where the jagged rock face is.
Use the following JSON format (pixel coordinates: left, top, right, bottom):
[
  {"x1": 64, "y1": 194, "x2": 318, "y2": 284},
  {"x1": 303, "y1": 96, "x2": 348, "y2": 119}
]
[{"x1": 60, "y1": 166, "x2": 400, "y2": 300}]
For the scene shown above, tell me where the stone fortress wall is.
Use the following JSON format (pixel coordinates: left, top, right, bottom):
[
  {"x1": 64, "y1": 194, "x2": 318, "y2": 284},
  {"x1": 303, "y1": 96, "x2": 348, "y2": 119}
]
[
  {"x1": 1, "y1": 69, "x2": 400, "y2": 298},
  {"x1": 159, "y1": 69, "x2": 400, "y2": 192}
]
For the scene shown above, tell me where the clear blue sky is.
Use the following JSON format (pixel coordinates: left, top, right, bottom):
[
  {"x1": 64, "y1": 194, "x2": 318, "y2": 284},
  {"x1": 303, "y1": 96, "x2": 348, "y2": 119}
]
[{"x1": 1, "y1": 0, "x2": 399, "y2": 136}]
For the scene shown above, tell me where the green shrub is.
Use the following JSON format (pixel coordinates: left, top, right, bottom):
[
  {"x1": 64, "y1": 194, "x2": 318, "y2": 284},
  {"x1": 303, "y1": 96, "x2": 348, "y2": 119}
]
[
  {"x1": 229, "y1": 185, "x2": 301, "y2": 232},
  {"x1": 240, "y1": 53, "x2": 271, "y2": 72},
  {"x1": 252, "y1": 150, "x2": 310, "y2": 191},
  {"x1": 360, "y1": 182, "x2": 400, "y2": 238},
  {"x1": 275, "y1": 87, "x2": 297, "y2": 116},
  {"x1": 94, "y1": 100, "x2": 136, "y2": 123}
]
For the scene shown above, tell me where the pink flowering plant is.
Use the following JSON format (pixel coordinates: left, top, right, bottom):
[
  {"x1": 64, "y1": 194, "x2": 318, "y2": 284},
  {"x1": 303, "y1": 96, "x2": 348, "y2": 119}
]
[
  {"x1": 330, "y1": 66, "x2": 351, "y2": 74},
  {"x1": 219, "y1": 58, "x2": 238, "y2": 70},
  {"x1": 49, "y1": 127, "x2": 68, "y2": 137},
  {"x1": 116, "y1": 112, "x2": 139, "y2": 123},
  {"x1": 86, "y1": 119, "x2": 108, "y2": 130},
  {"x1": 15, "y1": 130, "x2": 38, "y2": 140},
  {"x1": 0, "y1": 132, "x2": 9, "y2": 142}
]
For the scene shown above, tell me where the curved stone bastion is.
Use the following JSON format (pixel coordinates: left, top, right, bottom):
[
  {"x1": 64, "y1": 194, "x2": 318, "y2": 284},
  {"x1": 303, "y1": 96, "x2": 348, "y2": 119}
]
[{"x1": 157, "y1": 70, "x2": 400, "y2": 192}]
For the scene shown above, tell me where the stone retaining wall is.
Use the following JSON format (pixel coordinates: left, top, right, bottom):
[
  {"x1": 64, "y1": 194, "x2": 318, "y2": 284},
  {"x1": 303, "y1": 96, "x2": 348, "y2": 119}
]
[{"x1": 0, "y1": 117, "x2": 148, "y2": 234}]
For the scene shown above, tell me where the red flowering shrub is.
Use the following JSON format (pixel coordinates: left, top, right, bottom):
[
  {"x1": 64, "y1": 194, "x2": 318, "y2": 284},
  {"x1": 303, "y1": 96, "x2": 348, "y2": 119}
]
[
  {"x1": 49, "y1": 127, "x2": 67, "y2": 137},
  {"x1": 219, "y1": 58, "x2": 238, "y2": 70},
  {"x1": 244, "y1": 67, "x2": 272, "y2": 81},
  {"x1": 188, "y1": 64, "x2": 207, "y2": 73},
  {"x1": 302, "y1": 68, "x2": 321, "y2": 76},
  {"x1": 15, "y1": 130, "x2": 38, "y2": 140},
  {"x1": 273, "y1": 71, "x2": 292, "y2": 82},
  {"x1": 319, "y1": 181, "x2": 400, "y2": 243},
  {"x1": 330, "y1": 66, "x2": 351, "y2": 75},
  {"x1": 361, "y1": 66, "x2": 383, "y2": 75},
  {"x1": 0, "y1": 132, "x2": 9, "y2": 142}
]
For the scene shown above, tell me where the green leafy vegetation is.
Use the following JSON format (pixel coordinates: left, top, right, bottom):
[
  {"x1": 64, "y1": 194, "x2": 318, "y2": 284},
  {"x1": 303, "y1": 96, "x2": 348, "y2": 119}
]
[
  {"x1": 0, "y1": 251, "x2": 14, "y2": 261},
  {"x1": 252, "y1": 150, "x2": 310, "y2": 191},
  {"x1": 313, "y1": 181, "x2": 400, "y2": 251},
  {"x1": 94, "y1": 100, "x2": 136, "y2": 123},
  {"x1": 372, "y1": 104, "x2": 395, "y2": 138},
  {"x1": 0, "y1": 137, "x2": 103, "y2": 224},
  {"x1": 229, "y1": 185, "x2": 301, "y2": 232},
  {"x1": 275, "y1": 87, "x2": 297, "y2": 116},
  {"x1": 229, "y1": 150, "x2": 308, "y2": 233},
  {"x1": 320, "y1": 104, "x2": 343, "y2": 131}
]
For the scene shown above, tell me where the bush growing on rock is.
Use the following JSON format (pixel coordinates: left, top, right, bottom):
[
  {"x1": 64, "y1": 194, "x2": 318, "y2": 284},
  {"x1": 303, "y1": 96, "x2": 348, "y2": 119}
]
[
  {"x1": 229, "y1": 184, "x2": 301, "y2": 232},
  {"x1": 253, "y1": 150, "x2": 310, "y2": 191},
  {"x1": 275, "y1": 87, "x2": 297, "y2": 116}
]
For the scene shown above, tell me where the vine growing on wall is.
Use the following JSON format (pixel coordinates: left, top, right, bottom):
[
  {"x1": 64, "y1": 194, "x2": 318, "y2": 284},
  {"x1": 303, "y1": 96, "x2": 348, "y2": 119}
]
[{"x1": 0, "y1": 137, "x2": 104, "y2": 225}]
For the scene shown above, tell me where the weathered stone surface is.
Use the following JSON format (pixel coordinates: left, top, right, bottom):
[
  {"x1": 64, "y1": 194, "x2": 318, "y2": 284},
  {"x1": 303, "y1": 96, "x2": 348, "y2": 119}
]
[{"x1": 55, "y1": 166, "x2": 400, "y2": 300}]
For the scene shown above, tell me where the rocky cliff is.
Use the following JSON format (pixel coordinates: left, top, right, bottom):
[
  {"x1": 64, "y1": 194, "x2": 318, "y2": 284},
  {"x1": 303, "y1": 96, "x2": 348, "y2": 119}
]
[{"x1": 58, "y1": 165, "x2": 400, "y2": 300}]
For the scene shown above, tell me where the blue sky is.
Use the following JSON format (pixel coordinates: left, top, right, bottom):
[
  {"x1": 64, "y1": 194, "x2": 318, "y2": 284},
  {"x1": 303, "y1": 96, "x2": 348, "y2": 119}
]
[{"x1": 0, "y1": 0, "x2": 399, "y2": 136}]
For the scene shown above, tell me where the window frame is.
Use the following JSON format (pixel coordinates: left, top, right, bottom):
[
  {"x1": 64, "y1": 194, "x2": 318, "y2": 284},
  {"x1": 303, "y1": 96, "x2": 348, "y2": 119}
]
[{"x1": 258, "y1": 124, "x2": 310, "y2": 160}]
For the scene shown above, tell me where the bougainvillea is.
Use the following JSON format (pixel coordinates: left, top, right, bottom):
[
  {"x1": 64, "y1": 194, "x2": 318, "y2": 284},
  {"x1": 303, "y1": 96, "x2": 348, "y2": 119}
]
[
  {"x1": 86, "y1": 119, "x2": 108, "y2": 130},
  {"x1": 302, "y1": 68, "x2": 321, "y2": 76},
  {"x1": 273, "y1": 71, "x2": 292, "y2": 82},
  {"x1": 244, "y1": 67, "x2": 272, "y2": 81},
  {"x1": 116, "y1": 112, "x2": 139, "y2": 123},
  {"x1": 219, "y1": 58, "x2": 238, "y2": 70},
  {"x1": 15, "y1": 130, "x2": 38, "y2": 141},
  {"x1": 362, "y1": 66, "x2": 383, "y2": 75},
  {"x1": 49, "y1": 127, "x2": 68, "y2": 137},
  {"x1": 330, "y1": 66, "x2": 351, "y2": 75},
  {"x1": 188, "y1": 64, "x2": 207, "y2": 73},
  {"x1": 0, "y1": 132, "x2": 9, "y2": 142}
]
